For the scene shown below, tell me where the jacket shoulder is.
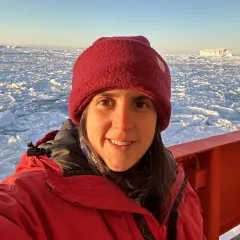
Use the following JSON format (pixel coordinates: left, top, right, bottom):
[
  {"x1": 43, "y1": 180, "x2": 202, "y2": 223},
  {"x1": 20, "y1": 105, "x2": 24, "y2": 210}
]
[
  {"x1": 12, "y1": 130, "x2": 58, "y2": 174},
  {"x1": 14, "y1": 152, "x2": 44, "y2": 174},
  {"x1": 166, "y1": 165, "x2": 204, "y2": 240},
  {"x1": 177, "y1": 181, "x2": 204, "y2": 239}
]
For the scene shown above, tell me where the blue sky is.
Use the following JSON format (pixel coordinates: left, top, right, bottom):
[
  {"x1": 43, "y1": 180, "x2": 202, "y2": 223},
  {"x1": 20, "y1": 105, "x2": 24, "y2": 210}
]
[{"x1": 1, "y1": 0, "x2": 240, "y2": 54}]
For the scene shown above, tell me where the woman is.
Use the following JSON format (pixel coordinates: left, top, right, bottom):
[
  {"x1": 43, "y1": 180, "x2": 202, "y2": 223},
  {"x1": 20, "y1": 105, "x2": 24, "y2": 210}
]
[{"x1": 0, "y1": 36, "x2": 204, "y2": 239}]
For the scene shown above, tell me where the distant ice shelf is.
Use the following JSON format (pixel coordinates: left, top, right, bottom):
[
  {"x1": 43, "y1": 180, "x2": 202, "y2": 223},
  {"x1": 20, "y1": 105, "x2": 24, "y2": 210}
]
[{"x1": 200, "y1": 48, "x2": 233, "y2": 57}]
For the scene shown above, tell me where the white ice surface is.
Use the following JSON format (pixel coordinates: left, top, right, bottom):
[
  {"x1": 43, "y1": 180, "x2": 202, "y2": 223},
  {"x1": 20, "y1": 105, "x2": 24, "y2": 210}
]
[{"x1": 1, "y1": 46, "x2": 240, "y2": 239}]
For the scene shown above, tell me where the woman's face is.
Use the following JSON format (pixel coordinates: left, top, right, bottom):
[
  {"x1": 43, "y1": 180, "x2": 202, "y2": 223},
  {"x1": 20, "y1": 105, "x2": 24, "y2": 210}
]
[{"x1": 86, "y1": 89, "x2": 157, "y2": 172}]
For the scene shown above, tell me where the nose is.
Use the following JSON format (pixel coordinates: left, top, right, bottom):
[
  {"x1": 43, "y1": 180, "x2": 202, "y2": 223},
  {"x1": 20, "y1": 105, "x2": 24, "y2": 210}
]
[{"x1": 112, "y1": 103, "x2": 134, "y2": 131}]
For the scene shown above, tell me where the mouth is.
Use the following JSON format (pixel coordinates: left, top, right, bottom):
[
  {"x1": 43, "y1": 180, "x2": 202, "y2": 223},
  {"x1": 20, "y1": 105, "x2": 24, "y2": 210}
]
[
  {"x1": 107, "y1": 138, "x2": 136, "y2": 150},
  {"x1": 109, "y1": 139, "x2": 133, "y2": 145}
]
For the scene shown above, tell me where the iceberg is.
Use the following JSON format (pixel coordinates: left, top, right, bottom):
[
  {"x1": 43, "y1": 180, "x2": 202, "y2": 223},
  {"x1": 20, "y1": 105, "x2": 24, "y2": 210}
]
[
  {"x1": 6, "y1": 45, "x2": 21, "y2": 49},
  {"x1": 200, "y1": 48, "x2": 233, "y2": 57}
]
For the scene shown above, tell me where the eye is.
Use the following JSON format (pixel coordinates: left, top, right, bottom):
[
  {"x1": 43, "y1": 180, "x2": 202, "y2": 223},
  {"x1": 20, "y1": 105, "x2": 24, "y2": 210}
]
[
  {"x1": 98, "y1": 99, "x2": 114, "y2": 106},
  {"x1": 136, "y1": 101, "x2": 148, "y2": 108}
]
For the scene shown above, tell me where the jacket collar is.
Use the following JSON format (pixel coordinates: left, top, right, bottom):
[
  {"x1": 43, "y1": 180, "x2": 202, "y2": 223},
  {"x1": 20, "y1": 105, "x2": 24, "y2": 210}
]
[{"x1": 37, "y1": 153, "x2": 184, "y2": 224}]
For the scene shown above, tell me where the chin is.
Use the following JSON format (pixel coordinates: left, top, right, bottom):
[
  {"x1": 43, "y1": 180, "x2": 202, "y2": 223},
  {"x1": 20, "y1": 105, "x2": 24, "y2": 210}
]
[
  {"x1": 105, "y1": 157, "x2": 140, "y2": 172},
  {"x1": 107, "y1": 164, "x2": 132, "y2": 172}
]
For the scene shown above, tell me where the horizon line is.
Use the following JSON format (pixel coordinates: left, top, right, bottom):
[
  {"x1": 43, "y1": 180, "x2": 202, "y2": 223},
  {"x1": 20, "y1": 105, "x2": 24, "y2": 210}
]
[{"x1": 1, "y1": 43, "x2": 239, "y2": 56}]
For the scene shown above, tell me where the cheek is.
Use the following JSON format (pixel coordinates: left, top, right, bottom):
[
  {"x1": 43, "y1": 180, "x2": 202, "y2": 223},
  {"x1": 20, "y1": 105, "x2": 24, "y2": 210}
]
[
  {"x1": 141, "y1": 116, "x2": 157, "y2": 139},
  {"x1": 86, "y1": 110, "x2": 108, "y2": 145},
  {"x1": 142, "y1": 126, "x2": 155, "y2": 147},
  {"x1": 86, "y1": 114, "x2": 99, "y2": 139}
]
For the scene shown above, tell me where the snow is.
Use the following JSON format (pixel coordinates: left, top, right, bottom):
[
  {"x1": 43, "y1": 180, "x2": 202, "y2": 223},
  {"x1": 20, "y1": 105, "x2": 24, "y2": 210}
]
[
  {"x1": 1, "y1": 45, "x2": 240, "y2": 239},
  {"x1": 200, "y1": 48, "x2": 233, "y2": 57}
]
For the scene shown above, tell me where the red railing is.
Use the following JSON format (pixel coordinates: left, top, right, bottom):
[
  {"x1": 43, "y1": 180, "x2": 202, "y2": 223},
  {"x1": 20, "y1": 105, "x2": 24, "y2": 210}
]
[{"x1": 169, "y1": 131, "x2": 240, "y2": 240}]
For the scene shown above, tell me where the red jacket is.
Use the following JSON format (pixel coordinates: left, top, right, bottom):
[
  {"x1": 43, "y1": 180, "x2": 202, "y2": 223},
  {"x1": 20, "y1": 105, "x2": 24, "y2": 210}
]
[{"x1": 0, "y1": 131, "x2": 204, "y2": 240}]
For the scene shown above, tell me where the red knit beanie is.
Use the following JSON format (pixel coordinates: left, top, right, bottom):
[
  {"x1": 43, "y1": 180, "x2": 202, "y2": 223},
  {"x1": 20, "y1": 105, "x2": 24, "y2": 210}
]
[{"x1": 69, "y1": 36, "x2": 172, "y2": 131}]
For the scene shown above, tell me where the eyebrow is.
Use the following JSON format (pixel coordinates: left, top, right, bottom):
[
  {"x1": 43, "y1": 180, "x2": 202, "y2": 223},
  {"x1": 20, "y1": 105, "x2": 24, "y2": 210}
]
[{"x1": 97, "y1": 92, "x2": 150, "y2": 101}]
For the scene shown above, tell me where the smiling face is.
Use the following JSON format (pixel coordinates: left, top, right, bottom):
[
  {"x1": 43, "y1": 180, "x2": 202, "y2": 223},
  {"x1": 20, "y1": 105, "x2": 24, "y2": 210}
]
[{"x1": 85, "y1": 89, "x2": 157, "y2": 172}]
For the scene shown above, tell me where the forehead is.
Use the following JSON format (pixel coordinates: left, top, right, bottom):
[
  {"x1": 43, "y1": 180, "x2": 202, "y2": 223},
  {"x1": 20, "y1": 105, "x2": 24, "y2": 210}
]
[{"x1": 95, "y1": 88, "x2": 150, "y2": 99}]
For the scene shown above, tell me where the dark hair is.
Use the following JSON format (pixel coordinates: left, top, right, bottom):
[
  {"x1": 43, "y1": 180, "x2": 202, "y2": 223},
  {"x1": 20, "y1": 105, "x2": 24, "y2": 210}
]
[{"x1": 79, "y1": 107, "x2": 176, "y2": 222}]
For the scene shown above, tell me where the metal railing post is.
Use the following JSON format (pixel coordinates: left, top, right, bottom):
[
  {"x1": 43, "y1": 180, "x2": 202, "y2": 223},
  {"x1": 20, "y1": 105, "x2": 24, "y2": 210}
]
[{"x1": 204, "y1": 148, "x2": 221, "y2": 240}]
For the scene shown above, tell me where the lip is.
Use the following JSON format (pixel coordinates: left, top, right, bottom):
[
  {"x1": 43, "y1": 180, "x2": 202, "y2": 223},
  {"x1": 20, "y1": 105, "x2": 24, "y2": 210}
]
[
  {"x1": 108, "y1": 138, "x2": 135, "y2": 143},
  {"x1": 107, "y1": 139, "x2": 135, "y2": 151}
]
